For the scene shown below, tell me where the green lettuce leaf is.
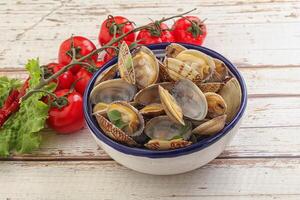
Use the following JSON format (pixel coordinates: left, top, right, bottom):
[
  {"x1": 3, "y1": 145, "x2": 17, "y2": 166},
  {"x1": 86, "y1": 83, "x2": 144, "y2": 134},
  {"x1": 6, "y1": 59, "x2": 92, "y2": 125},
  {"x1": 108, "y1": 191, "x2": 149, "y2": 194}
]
[
  {"x1": 0, "y1": 59, "x2": 55, "y2": 157},
  {"x1": 0, "y1": 77, "x2": 21, "y2": 107}
]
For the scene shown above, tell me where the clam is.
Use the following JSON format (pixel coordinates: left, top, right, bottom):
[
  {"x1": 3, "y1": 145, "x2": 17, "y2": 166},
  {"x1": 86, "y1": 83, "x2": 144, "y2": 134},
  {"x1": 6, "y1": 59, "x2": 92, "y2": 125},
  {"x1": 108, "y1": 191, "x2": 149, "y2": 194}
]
[
  {"x1": 166, "y1": 43, "x2": 187, "y2": 58},
  {"x1": 144, "y1": 116, "x2": 192, "y2": 150},
  {"x1": 118, "y1": 41, "x2": 135, "y2": 84},
  {"x1": 158, "y1": 85, "x2": 185, "y2": 125},
  {"x1": 175, "y1": 49, "x2": 215, "y2": 82},
  {"x1": 133, "y1": 46, "x2": 159, "y2": 88},
  {"x1": 94, "y1": 64, "x2": 118, "y2": 85},
  {"x1": 192, "y1": 115, "x2": 227, "y2": 136},
  {"x1": 139, "y1": 103, "x2": 165, "y2": 117},
  {"x1": 158, "y1": 60, "x2": 172, "y2": 82},
  {"x1": 95, "y1": 101, "x2": 145, "y2": 146},
  {"x1": 208, "y1": 58, "x2": 229, "y2": 82},
  {"x1": 205, "y1": 92, "x2": 227, "y2": 118},
  {"x1": 218, "y1": 78, "x2": 242, "y2": 123},
  {"x1": 198, "y1": 82, "x2": 224, "y2": 93},
  {"x1": 171, "y1": 79, "x2": 208, "y2": 121},
  {"x1": 163, "y1": 57, "x2": 202, "y2": 83},
  {"x1": 93, "y1": 102, "x2": 108, "y2": 115},
  {"x1": 90, "y1": 79, "x2": 137, "y2": 105},
  {"x1": 134, "y1": 82, "x2": 174, "y2": 106}
]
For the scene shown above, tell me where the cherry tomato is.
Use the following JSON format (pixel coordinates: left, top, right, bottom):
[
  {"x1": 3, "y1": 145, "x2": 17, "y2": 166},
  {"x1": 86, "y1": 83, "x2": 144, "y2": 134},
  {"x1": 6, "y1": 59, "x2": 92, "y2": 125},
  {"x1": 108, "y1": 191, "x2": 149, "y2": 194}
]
[
  {"x1": 137, "y1": 22, "x2": 174, "y2": 45},
  {"x1": 95, "y1": 60, "x2": 105, "y2": 68},
  {"x1": 98, "y1": 16, "x2": 136, "y2": 46},
  {"x1": 58, "y1": 36, "x2": 98, "y2": 74},
  {"x1": 46, "y1": 63, "x2": 75, "y2": 90},
  {"x1": 103, "y1": 52, "x2": 115, "y2": 63},
  {"x1": 74, "y1": 68, "x2": 92, "y2": 96},
  {"x1": 172, "y1": 16, "x2": 207, "y2": 45},
  {"x1": 47, "y1": 89, "x2": 84, "y2": 134}
]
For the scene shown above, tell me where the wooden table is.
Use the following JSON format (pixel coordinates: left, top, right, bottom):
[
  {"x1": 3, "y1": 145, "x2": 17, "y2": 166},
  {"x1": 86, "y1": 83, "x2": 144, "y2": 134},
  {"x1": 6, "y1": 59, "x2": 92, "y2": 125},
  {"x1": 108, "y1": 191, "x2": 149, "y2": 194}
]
[{"x1": 1, "y1": 0, "x2": 300, "y2": 199}]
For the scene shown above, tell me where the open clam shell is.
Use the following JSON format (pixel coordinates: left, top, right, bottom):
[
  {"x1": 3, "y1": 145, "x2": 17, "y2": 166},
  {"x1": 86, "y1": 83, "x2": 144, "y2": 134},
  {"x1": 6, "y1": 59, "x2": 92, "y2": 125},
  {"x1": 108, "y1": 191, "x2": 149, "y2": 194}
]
[
  {"x1": 172, "y1": 79, "x2": 208, "y2": 121},
  {"x1": 90, "y1": 79, "x2": 137, "y2": 105},
  {"x1": 192, "y1": 114, "x2": 227, "y2": 136},
  {"x1": 139, "y1": 103, "x2": 165, "y2": 117},
  {"x1": 133, "y1": 46, "x2": 159, "y2": 89},
  {"x1": 145, "y1": 139, "x2": 192, "y2": 150},
  {"x1": 93, "y1": 102, "x2": 109, "y2": 115},
  {"x1": 158, "y1": 85, "x2": 185, "y2": 125},
  {"x1": 94, "y1": 64, "x2": 118, "y2": 85},
  {"x1": 175, "y1": 49, "x2": 215, "y2": 82},
  {"x1": 165, "y1": 43, "x2": 187, "y2": 58},
  {"x1": 95, "y1": 114, "x2": 139, "y2": 147},
  {"x1": 118, "y1": 41, "x2": 135, "y2": 84},
  {"x1": 198, "y1": 82, "x2": 224, "y2": 93},
  {"x1": 208, "y1": 58, "x2": 229, "y2": 82},
  {"x1": 95, "y1": 101, "x2": 145, "y2": 146},
  {"x1": 134, "y1": 82, "x2": 174, "y2": 106},
  {"x1": 218, "y1": 78, "x2": 242, "y2": 123},
  {"x1": 205, "y1": 92, "x2": 227, "y2": 118},
  {"x1": 144, "y1": 115, "x2": 192, "y2": 150},
  {"x1": 163, "y1": 57, "x2": 202, "y2": 83}
]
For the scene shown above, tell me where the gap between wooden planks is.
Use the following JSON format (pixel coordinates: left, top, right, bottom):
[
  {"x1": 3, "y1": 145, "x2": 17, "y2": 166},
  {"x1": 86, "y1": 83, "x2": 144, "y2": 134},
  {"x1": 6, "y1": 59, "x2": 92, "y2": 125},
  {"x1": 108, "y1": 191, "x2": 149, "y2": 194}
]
[
  {"x1": 0, "y1": 66, "x2": 300, "y2": 160},
  {"x1": 1, "y1": 158, "x2": 300, "y2": 200}
]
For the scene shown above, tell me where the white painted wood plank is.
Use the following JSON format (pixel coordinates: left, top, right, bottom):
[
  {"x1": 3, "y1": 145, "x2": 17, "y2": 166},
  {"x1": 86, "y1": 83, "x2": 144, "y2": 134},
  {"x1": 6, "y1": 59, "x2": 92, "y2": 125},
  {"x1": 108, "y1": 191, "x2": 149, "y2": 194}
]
[
  {"x1": 0, "y1": 0, "x2": 299, "y2": 67},
  {"x1": 0, "y1": 159, "x2": 300, "y2": 200}
]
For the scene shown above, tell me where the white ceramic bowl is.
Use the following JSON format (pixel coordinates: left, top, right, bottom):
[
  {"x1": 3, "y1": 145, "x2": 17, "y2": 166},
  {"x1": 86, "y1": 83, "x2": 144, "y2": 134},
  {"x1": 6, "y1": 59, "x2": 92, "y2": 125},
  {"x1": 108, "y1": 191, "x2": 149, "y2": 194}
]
[{"x1": 84, "y1": 43, "x2": 247, "y2": 175}]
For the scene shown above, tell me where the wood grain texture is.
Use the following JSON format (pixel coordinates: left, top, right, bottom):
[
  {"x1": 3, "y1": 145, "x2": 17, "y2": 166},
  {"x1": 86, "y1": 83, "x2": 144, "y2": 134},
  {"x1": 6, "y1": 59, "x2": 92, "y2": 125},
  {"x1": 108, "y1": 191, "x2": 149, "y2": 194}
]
[
  {"x1": 0, "y1": 0, "x2": 299, "y2": 198},
  {"x1": 1, "y1": 159, "x2": 300, "y2": 200},
  {"x1": 0, "y1": 0, "x2": 299, "y2": 67}
]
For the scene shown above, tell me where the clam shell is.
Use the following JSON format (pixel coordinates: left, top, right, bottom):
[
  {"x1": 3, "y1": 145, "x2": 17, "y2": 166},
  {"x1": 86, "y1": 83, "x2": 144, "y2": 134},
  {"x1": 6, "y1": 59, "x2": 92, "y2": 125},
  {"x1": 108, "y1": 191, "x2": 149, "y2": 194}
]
[
  {"x1": 95, "y1": 114, "x2": 138, "y2": 147},
  {"x1": 94, "y1": 64, "x2": 118, "y2": 86},
  {"x1": 172, "y1": 79, "x2": 208, "y2": 121},
  {"x1": 144, "y1": 139, "x2": 192, "y2": 150},
  {"x1": 158, "y1": 60, "x2": 172, "y2": 82},
  {"x1": 118, "y1": 41, "x2": 135, "y2": 84},
  {"x1": 93, "y1": 102, "x2": 108, "y2": 115},
  {"x1": 133, "y1": 46, "x2": 159, "y2": 89},
  {"x1": 198, "y1": 82, "x2": 224, "y2": 93},
  {"x1": 158, "y1": 85, "x2": 185, "y2": 125},
  {"x1": 192, "y1": 114, "x2": 227, "y2": 136},
  {"x1": 208, "y1": 58, "x2": 229, "y2": 82},
  {"x1": 165, "y1": 43, "x2": 187, "y2": 58},
  {"x1": 163, "y1": 57, "x2": 202, "y2": 83},
  {"x1": 134, "y1": 82, "x2": 174, "y2": 106},
  {"x1": 90, "y1": 79, "x2": 137, "y2": 105},
  {"x1": 205, "y1": 92, "x2": 227, "y2": 118},
  {"x1": 139, "y1": 103, "x2": 165, "y2": 117},
  {"x1": 175, "y1": 49, "x2": 215, "y2": 82},
  {"x1": 106, "y1": 101, "x2": 145, "y2": 138},
  {"x1": 218, "y1": 78, "x2": 242, "y2": 123},
  {"x1": 144, "y1": 115, "x2": 192, "y2": 141}
]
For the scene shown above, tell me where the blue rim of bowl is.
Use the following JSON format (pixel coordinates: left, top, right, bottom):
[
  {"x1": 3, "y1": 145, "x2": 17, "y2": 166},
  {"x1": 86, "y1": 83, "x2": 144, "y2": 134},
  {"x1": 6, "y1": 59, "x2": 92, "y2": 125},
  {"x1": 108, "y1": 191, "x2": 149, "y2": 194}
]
[{"x1": 84, "y1": 42, "x2": 248, "y2": 158}]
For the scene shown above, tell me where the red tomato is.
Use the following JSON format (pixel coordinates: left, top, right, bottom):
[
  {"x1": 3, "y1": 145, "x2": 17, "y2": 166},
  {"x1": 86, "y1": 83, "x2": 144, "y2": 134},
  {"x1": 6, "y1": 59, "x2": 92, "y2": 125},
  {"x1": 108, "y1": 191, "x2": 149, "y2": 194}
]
[
  {"x1": 46, "y1": 63, "x2": 75, "y2": 90},
  {"x1": 95, "y1": 60, "x2": 105, "y2": 68},
  {"x1": 137, "y1": 22, "x2": 174, "y2": 45},
  {"x1": 74, "y1": 68, "x2": 92, "y2": 96},
  {"x1": 98, "y1": 16, "x2": 136, "y2": 46},
  {"x1": 172, "y1": 16, "x2": 207, "y2": 45},
  {"x1": 47, "y1": 89, "x2": 84, "y2": 134},
  {"x1": 58, "y1": 36, "x2": 98, "y2": 74},
  {"x1": 103, "y1": 52, "x2": 115, "y2": 63}
]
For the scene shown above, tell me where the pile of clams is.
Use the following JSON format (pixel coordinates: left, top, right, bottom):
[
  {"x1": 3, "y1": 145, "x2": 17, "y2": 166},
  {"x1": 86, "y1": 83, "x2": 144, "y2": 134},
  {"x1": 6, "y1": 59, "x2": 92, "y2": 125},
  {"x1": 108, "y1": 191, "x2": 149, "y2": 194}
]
[{"x1": 90, "y1": 42, "x2": 242, "y2": 150}]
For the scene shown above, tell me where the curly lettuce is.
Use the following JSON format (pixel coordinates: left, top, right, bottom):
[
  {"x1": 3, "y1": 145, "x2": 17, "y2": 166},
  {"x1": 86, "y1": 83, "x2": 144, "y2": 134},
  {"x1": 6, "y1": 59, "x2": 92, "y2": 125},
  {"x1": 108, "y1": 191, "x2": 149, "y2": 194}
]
[{"x1": 0, "y1": 59, "x2": 56, "y2": 157}]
